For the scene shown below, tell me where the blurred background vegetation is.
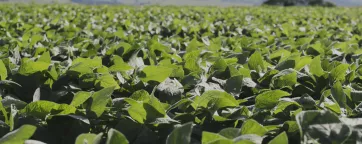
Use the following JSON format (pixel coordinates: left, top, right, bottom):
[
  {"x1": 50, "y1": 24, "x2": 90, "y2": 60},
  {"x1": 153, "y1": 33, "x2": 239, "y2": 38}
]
[{"x1": 0, "y1": 0, "x2": 361, "y2": 6}]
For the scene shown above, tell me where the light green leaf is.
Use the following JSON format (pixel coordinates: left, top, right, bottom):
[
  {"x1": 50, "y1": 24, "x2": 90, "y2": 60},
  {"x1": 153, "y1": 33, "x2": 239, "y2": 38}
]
[
  {"x1": 86, "y1": 87, "x2": 115, "y2": 118},
  {"x1": 0, "y1": 60, "x2": 7, "y2": 80},
  {"x1": 30, "y1": 34, "x2": 43, "y2": 46},
  {"x1": 329, "y1": 64, "x2": 349, "y2": 82},
  {"x1": 0, "y1": 125, "x2": 37, "y2": 144},
  {"x1": 270, "y1": 69, "x2": 297, "y2": 89},
  {"x1": 106, "y1": 128, "x2": 129, "y2": 144},
  {"x1": 193, "y1": 90, "x2": 238, "y2": 111},
  {"x1": 114, "y1": 29, "x2": 125, "y2": 39},
  {"x1": 309, "y1": 56, "x2": 325, "y2": 77},
  {"x1": 202, "y1": 131, "x2": 229, "y2": 144},
  {"x1": 255, "y1": 90, "x2": 290, "y2": 109},
  {"x1": 248, "y1": 51, "x2": 265, "y2": 73},
  {"x1": 124, "y1": 98, "x2": 147, "y2": 124},
  {"x1": 37, "y1": 51, "x2": 51, "y2": 64},
  {"x1": 75, "y1": 133, "x2": 99, "y2": 144},
  {"x1": 20, "y1": 101, "x2": 76, "y2": 119},
  {"x1": 70, "y1": 91, "x2": 92, "y2": 107},
  {"x1": 241, "y1": 119, "x2": 268, "y2": 136},
  {"x1": 139, "y1": 66, "x2": 173, "y2": 83},
  {"x1": 218, "y1": 128, "x2": 241, "y2": 139},
  {"x1": 95, "y1": 74, "x2": 120, "y2": 90},
  {"x1": 130, "y1": 90, "x2": 151, "y2": 102},
  {"x1": 295, "y1": 56, "x2": 312, "y2": 70},
  {"x1": 166, "y1": 122, "x2": 193, "y2": 144},
  {"x1": 268, "y1": 132, "x2": 288, "y2": 144},
  {"x1": 18, "y1": 60, "x2": 49, "y2": 76},
  {"x1": 331, "y1": 81, "x2": 346, "y2": 108}
]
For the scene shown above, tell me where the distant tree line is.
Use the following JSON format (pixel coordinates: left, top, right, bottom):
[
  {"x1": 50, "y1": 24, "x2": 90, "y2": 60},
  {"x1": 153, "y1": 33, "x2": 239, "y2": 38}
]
[{"x1": 263, "y1": 0, "x2": 336, "y2": 7}]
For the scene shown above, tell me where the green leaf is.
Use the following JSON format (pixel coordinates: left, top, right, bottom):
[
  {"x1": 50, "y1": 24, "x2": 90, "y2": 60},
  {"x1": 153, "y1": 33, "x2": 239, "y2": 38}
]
[
  {"x1": 331, "y1": 81, "x2": 346, "y2": 108},
  {"x1": 68, "y1": 57, "x2": 102, "y2": 77},
  {"x1": 225, "y1": 76, "x2": 243, "y2": 97},
  {"x1": 20, "y1": 101, "x2": 76, "y2": 119},
  {"x1": 329, "y1": 63, "x2": 349, "y2": 82},
  {"x1": 296, "y1": 110, "x2": 351, "y2": 144},
  {"x1": 193, "y1": 90, "x2": 238, "y2": 111},
  {"x1": 309, "y1": 56, "x2": 325, "y2": 77},
  {"x1": 218, "y1": 128, "x2": 241, "y2": 139},
  {"x1": 70, "y1": 91, "x2": 92, "y2": 107},
  {"x1": 275, "y1": 54, "x2": 299, "y2": 71},
  {"x1": 30, "y1": 34, "x2": 43, "y2": 46},
  {"x1": 0, "y1": 125, "x2": 37, "y2": 144},
  {"x1": 166, "y1": 122, "x2": 193, "y2": 144},
  {"x1": 106, "y1": 128, "x2": 129, "y2": 144},
  {"x1": 95, "y1": 74, "x2": 120, "y2": 90},
  {"x1": 37, "y1": 51, "x2": 51, "y2": 64},
  {"x1": 75, "y1": 133, "x2": 99, "y2": 144},
  {"x1": 270, "y1": 69, "x2": 297, "y2": 89},
  {"x1": 114, "y1": 29, "x2": 125, "y2": 39},
  {"x1": 255, "y1": 90, "x2": 290, "y2": 109},
  {"x1": 202, "y1": 131, "x2": 229, "y2": 144},
  {"x1": 18, "y1": 60, "x2": 49, "y2": 76},
  {"x1": 295, "y1": 56, "x2": 312, "y2": 70},
  {"x1": 130, "y1": 90, "x2": 151, "y2": 102},
  {"x1": 183, "y1": 50, "x2": 202, "y2": 73},
  {"x1": 241, "y1": 119, "x2": 268, "y2": 136},
  {"x1": 124, "y1": 98, "x2": 147, "y2": 124},
  {"x1": 248, "y1": 51, "x2": 265, "y2": 73},
  {"x1": 268, "y1": 132, "x2": 288, "y2": 144},
  {"x1": 0, "y1": 60, "x2": 7, "y2": 80},
  {"x1": 85, "y1": 87, "x2": 115, "y2": 118},
  {"x1": 139, "y1": 66, "x2": 173, "y2": 83}
]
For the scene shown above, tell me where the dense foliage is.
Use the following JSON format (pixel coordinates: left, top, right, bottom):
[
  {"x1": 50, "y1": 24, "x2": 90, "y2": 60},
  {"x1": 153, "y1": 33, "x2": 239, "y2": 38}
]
[
  {"x1": 263, "y1": 0, "x2": 336, "y2": 7},
  {"x1": 0, "y1": 4, "x2": 362, "y2": 144}
]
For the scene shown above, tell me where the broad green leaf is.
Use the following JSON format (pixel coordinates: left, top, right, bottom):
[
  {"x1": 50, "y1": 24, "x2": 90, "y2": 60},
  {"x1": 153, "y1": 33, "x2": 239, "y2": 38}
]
[
  {"x1": 0, "y1": 125, "x2": 37, "y2": 144},
  {"x1": 218, "y1": 128, "x2": 241, "y2": 139},
  {"x1": 202, "y1": 131, "x2": 229, "y2": 144},
  {"x1": 296, "y1": 110, "x2": 351, "y2": 144},
  {"x1": 241, "y1": 119, "x2": 268, "y2": 136},
  {"x1": 255, "y1": 90, "x2": 290, "y2": 109},
  {"x1": 225, "y1": 76, "x2": 243, "y2": 97},
  {"x1": 106, "y1": 128, "x2": 129, "y2": 144},
  {"x1": 268, "y1": 132, "x2": 288, "y2": 144},
  {"x1": 69, "y1": 57, "x2": 102, "y2": 77},
  {"x1": 248, "y1": 51, "x2": 265, "y2": 73},
  {"x1": 329, "y1": 64, "x2": 349, "y2": 82},
  {"x1": 0, "y1": 60, "x2": 7, "y2": 80},
  {"x1": 166, "y1": 122, "x2": 193, "y2": 144},
  {"x1": 85, "y1": 87, "x2": 115, "y2": 117},
  {"x1": 139, "y1": 66, "x2": 173, "y2": 83},
  {"x1": 18, "y1": 60, "x2": 49, "y2": 76},
  {"x1": 270, "y1": 69, "x2": 297, "y2": 89},
  {"x1": 270, "y1": 49, "x2": 291, "y2": 62},
  {"x1": 193, "y1": 90, "x2": 238, "y2": 111},
  {"x1": 30, "y1": 34, "x2": 43, "y2": 46},
  {"x1": 20, "y1": 101, "x2": 76, "y2": 119},
  {"x1": 75, "y1": 133, "x2": 98, "y2": 144},
  {"x1": 331, "y1": 81, "x2": 346, "y2": 108},
  {"x1": 275, "y1": 54, "x2": 300, "y2": 71},
  {"x1": 183, "y1": 50, "x2": 202, "y2": 73},
  {"x1": 295, "y1": 56, "x2": 312, "y2": 70},
  {"x1": 130, "y1": 90, "x2": 151, "y2": 102},
  {"x1": 37, "y1": 51, "x2": 51, "y2": 64},
  {"x1": 70, "y1": 91, "x2": 92, "y2": 107},
  {"x1": 114, "y1": 29, "x2": 125, "y2": 39},
  {"x1": 95, "y1": 74, "x2": 120, "y2": 90},
  {"x1": 124, "y1": 98, "x2": 147, "y2": 124},
  {"x1": 309, "y1": 56, "x2": 325, "y2": 77}
]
